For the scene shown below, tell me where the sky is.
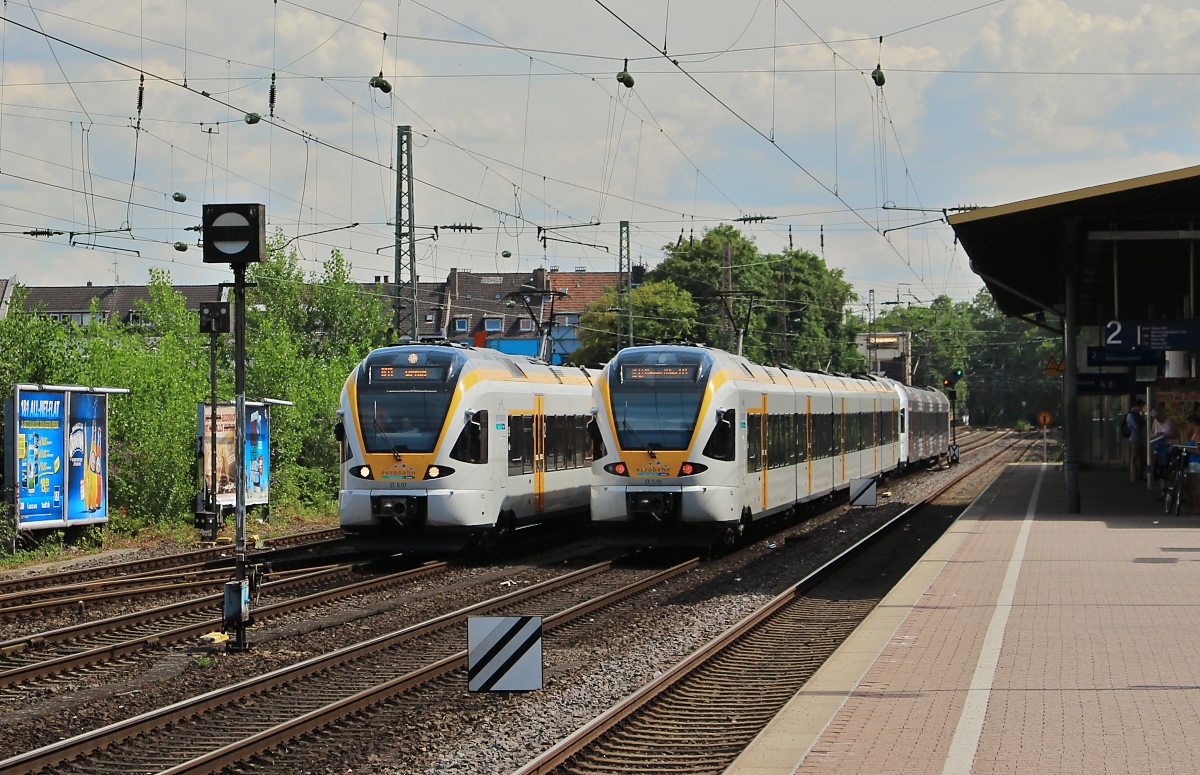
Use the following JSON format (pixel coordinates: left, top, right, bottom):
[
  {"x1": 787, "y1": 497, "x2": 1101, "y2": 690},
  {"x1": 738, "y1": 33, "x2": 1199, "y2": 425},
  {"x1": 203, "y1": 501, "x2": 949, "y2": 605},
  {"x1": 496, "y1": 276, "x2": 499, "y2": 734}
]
[{"x1": 0, "y1": 0, "x2": 1197, "y2": 307}]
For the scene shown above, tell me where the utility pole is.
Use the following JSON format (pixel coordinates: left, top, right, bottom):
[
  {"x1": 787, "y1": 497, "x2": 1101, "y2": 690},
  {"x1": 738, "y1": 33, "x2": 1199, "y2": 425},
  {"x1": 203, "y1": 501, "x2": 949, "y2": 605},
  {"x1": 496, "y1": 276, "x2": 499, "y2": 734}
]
[
  {"x1": 868, "y1": 289, "x2": 876, "y2": 374},
  {"x1": 617, "y1": 220, "x2": 631, "y2": 350},
  {"x1": 721, "y1": 241, "x2": 733, "y2": 350},
  {"x1": 394, "y1": 126, "x2": 418, "y2": 340}
]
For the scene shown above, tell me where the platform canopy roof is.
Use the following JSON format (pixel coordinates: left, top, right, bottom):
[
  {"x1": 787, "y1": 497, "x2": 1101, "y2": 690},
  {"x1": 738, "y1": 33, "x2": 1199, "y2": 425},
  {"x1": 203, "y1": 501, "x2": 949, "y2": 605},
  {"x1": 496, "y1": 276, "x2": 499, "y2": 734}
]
[{"x1": 948, "y1": 165, "x2": 1200, "y2": 323}]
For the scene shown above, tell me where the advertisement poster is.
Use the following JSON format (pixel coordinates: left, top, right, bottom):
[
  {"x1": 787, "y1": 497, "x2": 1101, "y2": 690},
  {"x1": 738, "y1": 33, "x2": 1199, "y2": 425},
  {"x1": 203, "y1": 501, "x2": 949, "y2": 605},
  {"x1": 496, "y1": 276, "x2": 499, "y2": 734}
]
[
  {"x1": 199, "y1": 403, "x2": 269, "y2": 507},
  {"x1": 15, "y1": 390, "x2": 67, "y2": 527},
  {"x1": 66, "y1": 393, "x2": 108, "y2": 524},
  {"x1": 1155, "y1": 390, "x2": 1200, "y2": 425}
]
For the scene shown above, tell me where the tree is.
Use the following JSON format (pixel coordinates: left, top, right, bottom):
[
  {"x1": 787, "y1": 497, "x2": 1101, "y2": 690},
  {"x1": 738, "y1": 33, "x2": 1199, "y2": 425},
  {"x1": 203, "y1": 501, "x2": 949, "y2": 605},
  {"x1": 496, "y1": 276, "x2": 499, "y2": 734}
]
[
  {"x1": 570, "y1": 280, "x2": 699, "y2": 364},
  {"x1": 651, "y1": 225, "x2": 864, "y2": 368},
  {"x1": 963, "y1": 290, "x2": 1060, "y2": 425},
  {"x1": 768, "y1": 248, "x2": 865, "y2": 371},
  {"x1": 650, "y1": 225, "x2": 772, "y2": 357}
]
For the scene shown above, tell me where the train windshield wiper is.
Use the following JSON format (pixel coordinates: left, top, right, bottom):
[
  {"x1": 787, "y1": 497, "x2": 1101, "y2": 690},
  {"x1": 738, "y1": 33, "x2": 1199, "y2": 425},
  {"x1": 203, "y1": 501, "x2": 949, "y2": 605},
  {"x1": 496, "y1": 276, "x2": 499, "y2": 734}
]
[
  {"x1": 621, "y1": 418, "x2": 658, "y2": 459},
  {"x1": 371, "y1": 414, "x2": 404, "y2": 461}
]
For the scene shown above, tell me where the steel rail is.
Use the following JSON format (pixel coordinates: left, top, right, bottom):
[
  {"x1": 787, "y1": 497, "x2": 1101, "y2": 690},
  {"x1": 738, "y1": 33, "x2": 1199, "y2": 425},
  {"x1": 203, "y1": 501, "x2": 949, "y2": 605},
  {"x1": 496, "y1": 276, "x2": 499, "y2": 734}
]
[
  {"x1": 0, "y1": 558, "x2": 697, "y2": 774},
  {"x1": 0, "y1": 527, "x2": 344, "y2": 595},
  {"x1": 0, "y1": 564, "x2": 347, "y2": 618},
  {"x1": 161, "y1": 559, "x2": 699, "y2": 775},
  {"x1": 0, "y1": 561, "x2": 447, "y2": 689},
  {"x1": 513, "y1": 437, "x2": 1034, "y2": 775}
]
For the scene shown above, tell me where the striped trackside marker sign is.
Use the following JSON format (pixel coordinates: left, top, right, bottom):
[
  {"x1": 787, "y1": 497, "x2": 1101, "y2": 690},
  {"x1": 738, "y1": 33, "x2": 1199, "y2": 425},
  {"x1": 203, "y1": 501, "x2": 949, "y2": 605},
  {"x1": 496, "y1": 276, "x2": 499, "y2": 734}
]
[
  {"x1": 849, "y1": 477, "x2": 877, "y2": 507},
  {"x1": 467, "y1": 616, "x2": 543, "y2": 692}
]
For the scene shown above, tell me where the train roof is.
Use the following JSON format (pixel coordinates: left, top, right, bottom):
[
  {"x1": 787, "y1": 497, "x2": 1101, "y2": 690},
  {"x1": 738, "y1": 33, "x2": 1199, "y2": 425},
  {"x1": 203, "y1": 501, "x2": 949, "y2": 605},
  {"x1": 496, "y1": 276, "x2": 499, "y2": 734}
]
[
  {"x1": 610, "y1": 344, "x2": 896, "y2": 394},
  {"x1": 360, "y1": 342, "x2": 598, "y2": 386}
]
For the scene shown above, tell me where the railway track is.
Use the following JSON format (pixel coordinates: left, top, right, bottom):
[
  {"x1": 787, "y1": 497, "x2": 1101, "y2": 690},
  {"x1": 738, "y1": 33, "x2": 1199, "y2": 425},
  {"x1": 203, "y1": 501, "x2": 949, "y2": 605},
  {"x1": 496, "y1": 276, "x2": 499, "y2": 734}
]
[
  {"x1": 0, "y1": 561, "x2": 449, "y2": 696},
  {"x1": 0, "y1": 557, "x2": 697, "y2": 775},
  {"x1": 0, "y1": 527, "x2": 344, "y2": 597},
  {"x1": 514, "y1": 436, "x2": 1035, "y2": 775}
]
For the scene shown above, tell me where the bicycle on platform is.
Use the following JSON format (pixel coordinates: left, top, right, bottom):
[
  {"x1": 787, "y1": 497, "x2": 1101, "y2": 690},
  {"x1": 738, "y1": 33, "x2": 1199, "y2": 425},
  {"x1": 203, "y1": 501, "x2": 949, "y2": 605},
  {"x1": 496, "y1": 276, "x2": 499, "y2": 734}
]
[{"x1": 1163, "y1": 445, "x2": 1191, "y2": 516}]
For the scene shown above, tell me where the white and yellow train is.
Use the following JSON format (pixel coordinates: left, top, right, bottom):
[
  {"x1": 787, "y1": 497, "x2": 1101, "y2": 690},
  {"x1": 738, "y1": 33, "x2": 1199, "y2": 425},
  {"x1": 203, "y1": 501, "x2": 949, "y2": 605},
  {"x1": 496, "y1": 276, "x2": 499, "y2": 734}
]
[
  {"x1": 590, "y1": 344, "x2": 951, "y2": 545},
  {"x1": 337, "y1": 344, "x2": 599, "y2": 550}
]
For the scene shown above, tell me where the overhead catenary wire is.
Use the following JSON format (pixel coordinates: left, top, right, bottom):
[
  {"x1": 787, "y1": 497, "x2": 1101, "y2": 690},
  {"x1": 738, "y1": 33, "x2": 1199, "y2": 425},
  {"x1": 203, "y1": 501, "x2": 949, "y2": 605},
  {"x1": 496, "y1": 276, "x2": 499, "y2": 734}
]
[
  {"x1": 0, "y1": 1, "x2": 992, "y2": 303},
  {"x1": 589, "y1": 0, "x2": 937, "y2": 298}
]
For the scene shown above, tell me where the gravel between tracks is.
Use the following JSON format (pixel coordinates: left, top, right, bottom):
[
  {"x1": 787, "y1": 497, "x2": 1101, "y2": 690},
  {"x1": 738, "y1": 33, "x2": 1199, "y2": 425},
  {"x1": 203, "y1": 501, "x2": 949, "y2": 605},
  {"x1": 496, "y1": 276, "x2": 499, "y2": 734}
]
[{"x1": 247, "y1": 438, "x2": 1031, "y2": 775}]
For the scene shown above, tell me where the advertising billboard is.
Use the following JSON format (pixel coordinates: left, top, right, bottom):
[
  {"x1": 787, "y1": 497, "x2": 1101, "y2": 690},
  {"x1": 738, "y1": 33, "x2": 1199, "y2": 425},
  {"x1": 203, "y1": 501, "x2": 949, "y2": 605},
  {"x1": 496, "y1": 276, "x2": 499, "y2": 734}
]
[
  {"x1": 14, "y1": 390, "x2": 67, "y2": 528},
  {"x1": 198, "y1": 403, "x2": 269, "y2": 508},
  {"x1": 66, "y1": 392, "x2": 108, "y2": 525}
]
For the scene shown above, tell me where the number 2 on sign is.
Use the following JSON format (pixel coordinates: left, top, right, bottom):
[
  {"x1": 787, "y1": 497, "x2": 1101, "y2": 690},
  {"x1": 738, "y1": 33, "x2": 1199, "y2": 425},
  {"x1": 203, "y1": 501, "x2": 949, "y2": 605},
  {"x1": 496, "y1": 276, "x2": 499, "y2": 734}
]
[{"x1": 1105, "y1": 320, "x2": 1122, "y2": 345}]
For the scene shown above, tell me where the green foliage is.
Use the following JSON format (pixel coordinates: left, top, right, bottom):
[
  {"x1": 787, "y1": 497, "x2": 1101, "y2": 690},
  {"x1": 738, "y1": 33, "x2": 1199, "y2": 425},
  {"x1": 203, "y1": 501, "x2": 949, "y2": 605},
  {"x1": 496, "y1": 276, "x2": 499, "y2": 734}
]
[
  {"x1": 0, "y1": 238, "x2": 390, "y2": 537},
  {"x1": 875, "y1": 288, "x2": 1061, "y2": 425},
  {"x1": 571, "y1": 280, "x2": 699, "y2": 364},
  {"x1": 649, "y1": 225, "x2": 865, "y2": 370},
  {"x1": 961, "y1": 289, "x2": 1061, "y2": 426}
]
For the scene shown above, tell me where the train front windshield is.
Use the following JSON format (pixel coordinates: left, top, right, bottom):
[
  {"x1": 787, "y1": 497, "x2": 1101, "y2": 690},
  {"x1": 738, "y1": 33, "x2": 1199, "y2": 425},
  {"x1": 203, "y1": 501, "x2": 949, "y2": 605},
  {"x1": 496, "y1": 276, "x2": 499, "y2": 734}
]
[
  {"x1": 355, "y1": 349, "x2": 466, "y2": 454},
  {"x1": 608, "y1": 349, "x2": 713, "y2": 451}
]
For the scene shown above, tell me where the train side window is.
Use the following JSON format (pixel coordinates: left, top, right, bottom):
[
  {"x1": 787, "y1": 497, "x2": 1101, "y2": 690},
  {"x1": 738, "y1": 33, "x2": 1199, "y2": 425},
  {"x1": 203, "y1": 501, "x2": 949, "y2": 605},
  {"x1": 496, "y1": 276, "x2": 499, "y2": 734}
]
[
  {"x1": 587, "y1": 416, "x2": 607, "y2": 460},
  {"x1": 787, "y1": 414, "x2": 797, "y2": 466},
  {"x1": 832, "y1": 413, "x2": 842, "y2": 456},
  {"x1": 451, "y1": 410, "x2": 489, "y2": 464},
  {"x1": 795, "y1": 413, "x2": 808, "y2": 463},
  {"x1": 575, "y1": 416, "x2": 588, "y2": 466},
  {"x1": 552, "y1": 416, "x2": 566, "y2": 471},
  {"x1": 703, "y1": 408, "x2": 736, "y2": 461},
  {"x1": 558, "y1": 416, "x2": 570, "y2": 470},
  {"x1": 522, "y1": 417, "x2": 535, "y2": 474},
  {"x1": 508, "y1": 415, "x2": 524, "y2": 476},
  {"x1": 747, "y1": 414, "x2": 761, "y2": 473}
]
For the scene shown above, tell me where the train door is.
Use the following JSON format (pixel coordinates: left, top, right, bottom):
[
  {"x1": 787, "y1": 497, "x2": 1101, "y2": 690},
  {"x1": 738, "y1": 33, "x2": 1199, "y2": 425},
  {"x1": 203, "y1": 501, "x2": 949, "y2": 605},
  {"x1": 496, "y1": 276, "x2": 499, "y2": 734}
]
[
  {"x1": 743, "y1": 393, "x2": 765, "y2": 516},
  {"x1": 533, "y1": 395, "x2": 545, "y2": 512},
  {"x1": 806, "y1": 395, "x2": 813, "y2": 496},
  {"x1": 873, "y1": 398, "x2": 879, "y2": 473},
  {"x1": 760, "y1": 394, "x2": 768, "y2": 512},
  {"x1": 840, "y1": 397, "x2": 847, "y2": 485}
]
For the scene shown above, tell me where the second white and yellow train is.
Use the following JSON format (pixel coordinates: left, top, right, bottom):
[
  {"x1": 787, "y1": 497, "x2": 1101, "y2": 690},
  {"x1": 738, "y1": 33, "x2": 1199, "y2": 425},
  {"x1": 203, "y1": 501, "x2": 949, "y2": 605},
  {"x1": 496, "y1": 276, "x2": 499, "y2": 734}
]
[{"x1": 589, "y1": 344, "x2": 951, "y2": 545}]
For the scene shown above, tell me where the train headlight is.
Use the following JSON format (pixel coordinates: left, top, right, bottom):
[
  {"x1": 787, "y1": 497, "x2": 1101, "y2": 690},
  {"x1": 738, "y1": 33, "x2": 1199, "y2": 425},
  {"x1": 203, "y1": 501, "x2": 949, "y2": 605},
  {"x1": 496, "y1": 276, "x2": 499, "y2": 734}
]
[
  {"x1": 424, "y1": 465, "x2": 455, "y2": 480},
  {"x1": 603, "y1": 462, "x2": 630, "y2": 476},
  {"x1": 352, "y1": 465, "x2": 373, "y2": 480},
  {"x1": 678, "y1": 462, "x2": 708, "y2": 476}
]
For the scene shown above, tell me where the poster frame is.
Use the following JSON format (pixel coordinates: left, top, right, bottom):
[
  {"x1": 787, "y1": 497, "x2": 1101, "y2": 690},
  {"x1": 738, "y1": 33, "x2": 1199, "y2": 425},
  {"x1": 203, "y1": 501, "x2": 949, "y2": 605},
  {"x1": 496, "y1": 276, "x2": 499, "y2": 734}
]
[
  {"x1": 6, "y1": 384, "x2": 126, "y2": 533},
  {"x1": 197, "y1": 401, "x2": 271, "y2": 510}
]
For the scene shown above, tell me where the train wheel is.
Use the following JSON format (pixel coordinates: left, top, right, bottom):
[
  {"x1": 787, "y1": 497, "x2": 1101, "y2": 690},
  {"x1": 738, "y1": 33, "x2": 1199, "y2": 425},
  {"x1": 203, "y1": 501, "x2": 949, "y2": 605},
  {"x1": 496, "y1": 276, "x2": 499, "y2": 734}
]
[
  {"x1": 475, "y1": 510, "x2": 515, "y2": 551},
  {"x1": 722, "y1": 508, "x2": 753, "y2": 547}
]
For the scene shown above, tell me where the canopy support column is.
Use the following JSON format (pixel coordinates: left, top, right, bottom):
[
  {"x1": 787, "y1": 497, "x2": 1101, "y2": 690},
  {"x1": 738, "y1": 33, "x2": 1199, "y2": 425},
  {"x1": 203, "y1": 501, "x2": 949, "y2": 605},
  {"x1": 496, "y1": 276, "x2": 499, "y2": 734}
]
[{"x1": 1064, "y1": 251, "x2": 1080, "y2": 513}]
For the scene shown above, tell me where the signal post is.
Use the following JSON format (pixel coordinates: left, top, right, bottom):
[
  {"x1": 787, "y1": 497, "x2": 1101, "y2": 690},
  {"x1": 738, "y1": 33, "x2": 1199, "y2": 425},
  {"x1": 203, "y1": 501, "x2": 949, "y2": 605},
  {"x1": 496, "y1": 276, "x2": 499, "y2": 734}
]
[{"x1": 202, "y1": 203, "x2": 266, "y2": 653}]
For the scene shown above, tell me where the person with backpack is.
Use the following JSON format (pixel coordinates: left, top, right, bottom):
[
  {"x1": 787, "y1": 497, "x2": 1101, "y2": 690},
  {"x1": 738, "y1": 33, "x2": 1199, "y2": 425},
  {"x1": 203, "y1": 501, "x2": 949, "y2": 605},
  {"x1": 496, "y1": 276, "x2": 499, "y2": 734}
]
[{"x1": 1126, "y1": 398, "x2": 1147, "y2": 481}]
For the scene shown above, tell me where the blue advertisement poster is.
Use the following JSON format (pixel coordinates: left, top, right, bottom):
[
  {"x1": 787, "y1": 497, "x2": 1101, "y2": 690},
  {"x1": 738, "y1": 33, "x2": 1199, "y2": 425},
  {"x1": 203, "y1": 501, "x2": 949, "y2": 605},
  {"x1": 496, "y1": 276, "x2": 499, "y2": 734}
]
[
  {"x1": 66, "y1": 393, "x2": 108, "y2": 524},
  {"x1": 246, "y1": 406, "x2": 270, "y2": 504},
  {"x1": 15, "y1": 390, "x2": 67, "y2": 527}
]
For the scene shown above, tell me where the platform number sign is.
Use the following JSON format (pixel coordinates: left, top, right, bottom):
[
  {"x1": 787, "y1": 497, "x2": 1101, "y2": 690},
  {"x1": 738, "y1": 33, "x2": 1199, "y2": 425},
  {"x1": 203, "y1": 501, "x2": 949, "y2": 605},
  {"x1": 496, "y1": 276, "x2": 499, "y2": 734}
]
[{"x1": 1105, "y1": 320, "x2": 1125, "y2": 347}]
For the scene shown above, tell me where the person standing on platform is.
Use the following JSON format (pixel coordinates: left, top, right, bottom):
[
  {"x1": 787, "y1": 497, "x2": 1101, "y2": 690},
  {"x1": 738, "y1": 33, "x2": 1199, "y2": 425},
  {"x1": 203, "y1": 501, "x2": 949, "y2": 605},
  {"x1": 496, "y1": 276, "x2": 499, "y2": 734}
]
[
  {"x1": 1127, "y1": 398, "x2": 1147, "y2": 481},
  {"x1": 1151, "y1": 405, "x2": 1180, "y2": 488}
]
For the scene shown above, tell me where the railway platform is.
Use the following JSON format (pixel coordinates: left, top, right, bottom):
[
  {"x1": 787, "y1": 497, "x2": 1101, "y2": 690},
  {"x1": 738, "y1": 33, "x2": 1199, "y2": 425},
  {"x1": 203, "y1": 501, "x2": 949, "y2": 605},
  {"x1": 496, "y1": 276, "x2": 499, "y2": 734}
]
[{"x1": 726, "y1": 463, "x2": 1200, "y2": 774}]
